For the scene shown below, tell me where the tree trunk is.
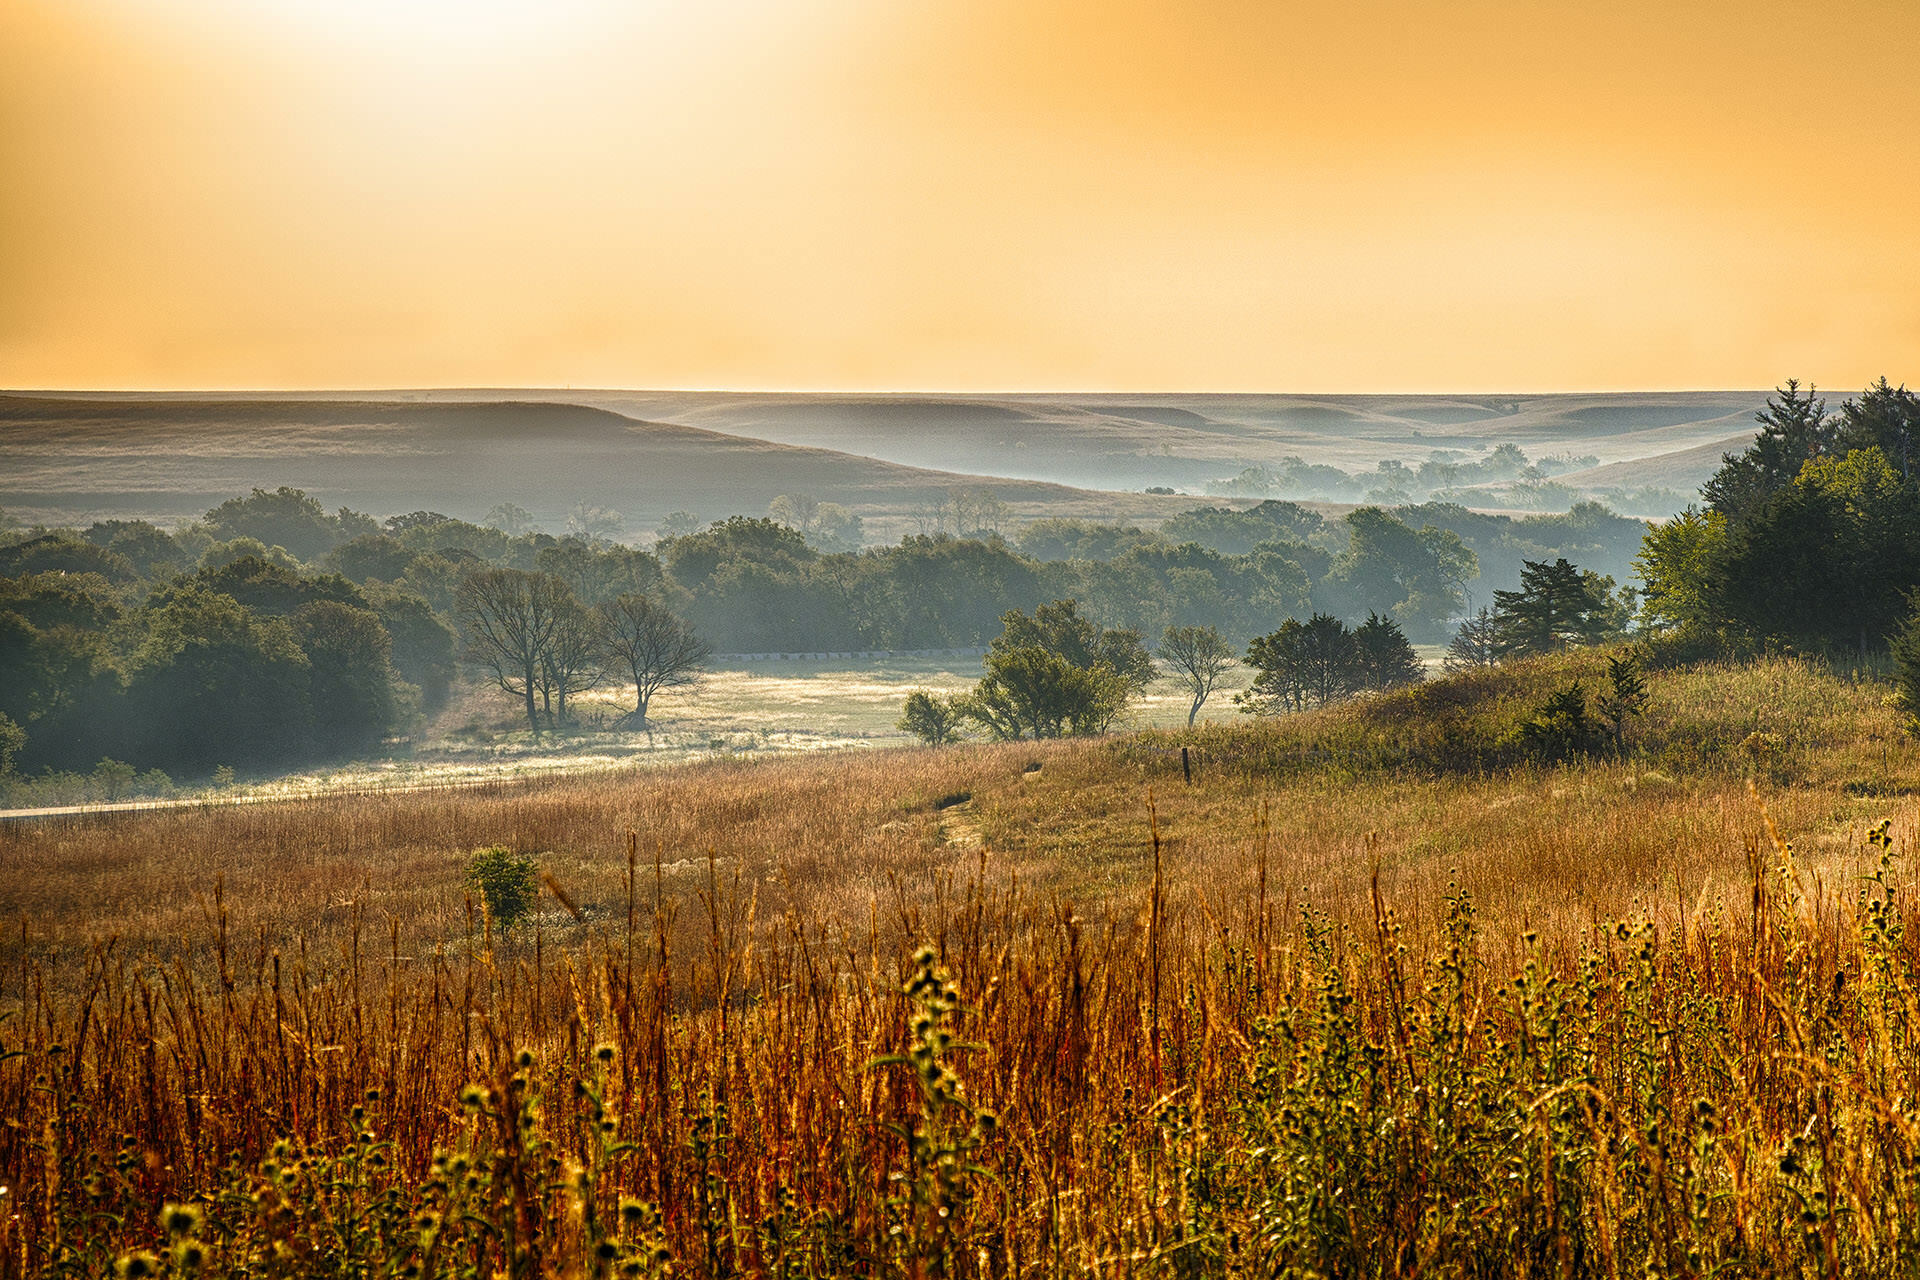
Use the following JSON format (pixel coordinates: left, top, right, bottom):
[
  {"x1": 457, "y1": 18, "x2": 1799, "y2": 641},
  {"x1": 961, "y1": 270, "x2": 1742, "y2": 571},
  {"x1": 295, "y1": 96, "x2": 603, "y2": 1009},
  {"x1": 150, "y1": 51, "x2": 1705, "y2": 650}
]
[{"x1": 522, "y1": 670, "x2": 539, "y2": 734}]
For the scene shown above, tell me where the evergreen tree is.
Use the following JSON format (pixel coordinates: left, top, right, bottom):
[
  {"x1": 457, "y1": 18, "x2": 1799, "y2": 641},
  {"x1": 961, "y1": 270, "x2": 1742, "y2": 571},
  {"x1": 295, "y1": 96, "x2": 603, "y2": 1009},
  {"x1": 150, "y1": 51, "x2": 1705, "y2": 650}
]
[
  {"x1": 1238, "y1": 614, "x2": 1362, "y2": 713},
  {"x1": 1490, "y1": 558, "x2": 1616, "y2": 656},
  {"x1": 1703, "y1": 380, "x2": 1836, "y2": 523},
  {"x1": 1352, "y1": 613, "x2": 1423, "y2": 690},
  {"x1": 1596, "y1": 651, "x2": 1648, "y2": 750}
]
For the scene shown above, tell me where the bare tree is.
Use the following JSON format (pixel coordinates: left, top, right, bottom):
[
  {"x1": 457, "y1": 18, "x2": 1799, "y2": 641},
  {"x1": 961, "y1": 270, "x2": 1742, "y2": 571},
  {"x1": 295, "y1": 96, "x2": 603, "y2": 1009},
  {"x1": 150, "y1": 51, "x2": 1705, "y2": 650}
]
[
  {"x1": 1159, "y1": 624, "x2": 1236, "y2": 726},
  {"x1": 456, "y1": 568, "x2": 571, "y2": 733},
  {"x1": 597, "y1": 593, "x2": 712, "y2": 727},
  {"x1": 540, "y1": 594, "x2": 603, "y2": 725},
  {"x1": 1444, "y1": 607, "x2": 1502, "y2": 672},
  {"x1": 768, "y1": 493, "x2": 820, "y2": 534}
]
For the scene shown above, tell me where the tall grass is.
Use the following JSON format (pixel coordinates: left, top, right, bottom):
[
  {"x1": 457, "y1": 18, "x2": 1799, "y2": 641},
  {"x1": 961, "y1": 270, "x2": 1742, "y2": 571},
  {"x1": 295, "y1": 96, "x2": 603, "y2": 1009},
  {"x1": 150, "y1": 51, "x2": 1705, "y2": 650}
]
[{"x1": 2, "y1": 650, "x2": 1917, "y2": 1275}]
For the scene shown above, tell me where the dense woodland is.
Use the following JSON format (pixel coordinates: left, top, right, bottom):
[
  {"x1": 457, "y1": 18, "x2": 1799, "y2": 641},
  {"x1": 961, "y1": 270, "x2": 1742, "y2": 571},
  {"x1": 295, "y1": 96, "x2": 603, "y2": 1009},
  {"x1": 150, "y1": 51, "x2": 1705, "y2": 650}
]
[{"x1": 1, "y1": 376, "x2": 1912, "y2": 788}]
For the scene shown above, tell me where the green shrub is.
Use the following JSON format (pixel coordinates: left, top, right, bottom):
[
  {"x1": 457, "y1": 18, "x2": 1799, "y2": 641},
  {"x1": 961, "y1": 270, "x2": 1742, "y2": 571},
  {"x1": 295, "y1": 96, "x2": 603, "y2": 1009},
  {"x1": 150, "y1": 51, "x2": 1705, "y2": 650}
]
[{"x1": 465, "y1": 846, "x2": 537, "y2": 930}]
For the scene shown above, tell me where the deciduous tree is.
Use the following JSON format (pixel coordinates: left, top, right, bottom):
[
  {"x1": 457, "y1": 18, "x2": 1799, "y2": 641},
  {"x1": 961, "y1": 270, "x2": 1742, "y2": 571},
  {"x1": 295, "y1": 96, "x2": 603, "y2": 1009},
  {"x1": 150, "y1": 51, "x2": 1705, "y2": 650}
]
[
  {"x1": 596, "y1": 593, "x2": 711, "y2": 727},
  {"x1": 456, "y1": 568, "x2": 571, "y2": 733},
  {"x1": 1159, "y1": 624, "x2": 1235, "y2": 726}
]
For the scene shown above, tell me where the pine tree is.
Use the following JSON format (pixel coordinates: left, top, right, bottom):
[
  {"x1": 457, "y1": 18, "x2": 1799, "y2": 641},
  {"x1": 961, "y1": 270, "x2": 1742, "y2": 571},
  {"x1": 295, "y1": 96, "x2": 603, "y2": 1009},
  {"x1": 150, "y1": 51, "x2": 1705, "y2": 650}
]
[
  {"x1": 1596, "y1": 651, "x2": 1647, "y2": 750},
  {"x1": 1490, "y1": 559, "x2": 1615, "y2": 656}
]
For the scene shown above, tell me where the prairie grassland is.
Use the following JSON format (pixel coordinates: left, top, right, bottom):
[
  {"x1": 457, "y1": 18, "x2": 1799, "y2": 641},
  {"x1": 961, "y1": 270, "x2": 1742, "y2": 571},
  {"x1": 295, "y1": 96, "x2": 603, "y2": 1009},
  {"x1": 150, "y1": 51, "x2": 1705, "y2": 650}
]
[{"x1": 3, "y1": 652, "x2": 1919, "y2": 1275}]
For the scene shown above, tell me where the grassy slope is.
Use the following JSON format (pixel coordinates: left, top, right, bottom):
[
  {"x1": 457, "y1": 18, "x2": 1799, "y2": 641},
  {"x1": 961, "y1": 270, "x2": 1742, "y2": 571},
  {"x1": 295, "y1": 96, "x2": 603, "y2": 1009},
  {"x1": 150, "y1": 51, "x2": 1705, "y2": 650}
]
[
  {"x1": 5, "y1": 649, "x2": 1919, "y2": 1273},
  {"x1": 3, "y1": 650, "x2": 1905, "y2": 992}
]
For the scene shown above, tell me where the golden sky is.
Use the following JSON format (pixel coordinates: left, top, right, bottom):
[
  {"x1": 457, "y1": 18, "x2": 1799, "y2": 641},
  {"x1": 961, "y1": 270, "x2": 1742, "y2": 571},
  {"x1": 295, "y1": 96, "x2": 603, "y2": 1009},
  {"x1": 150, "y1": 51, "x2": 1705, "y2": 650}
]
[{"x1": 2, "y1": 0, "x2": 1916, "y2": 392}]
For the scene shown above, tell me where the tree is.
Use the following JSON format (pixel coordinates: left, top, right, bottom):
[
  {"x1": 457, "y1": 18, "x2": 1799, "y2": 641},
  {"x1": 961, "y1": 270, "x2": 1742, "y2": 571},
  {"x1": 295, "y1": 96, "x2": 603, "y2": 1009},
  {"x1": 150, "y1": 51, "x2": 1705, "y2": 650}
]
[
  {"x1": 1326, "y1": 508, "x2": 1476, "y2": 641},
  {"x1": 768, "y1": 493, "x2": 822, "y2": 534},
  {"x1": 1444, "y1": 608, "x2": 1502, "y2": 672},
  {"x1": 456, "y1": 568, "x2": 572, "y2": 733},
  {"x1": 1159, "y1": 625, "x2": 1235, "y2": 726},
  {"x1": 1702, "y1": 380, "x2": 1836, "y2": 523},
  {"x1": 1237, "y1": 614, "x2": 1361, "y2": 714},
  {"x1": 996, "y1": 600, "x2": 1155, "y2": 698},
  {"x1": 1352, "y1": 612, "x2": 1423, "y2": 690},
  {"x1": 0, "y1": 711, "x2": 22, "y2": 778},
  {"x1": 1632, "y1": 508, "x2": 1728, "y2": 637},
  {"x1": 1490, "y1": 558, "x2": 1616, "y2": 656},
  {"x1": 1713, "y1": 446, "x2": 1920, "y2": 659},
  {"x1": 809, "y1": 503, "x2": 865, "y2": 553},
  {"x1": 1596, "y1": 651, "x2": 1647, "y2": 750},
  {"x1": 957, "y1": 646, "x2": 1130, "y2": 740},
  {"x1": 364, "y1": 584, "x2": 456, "y2": 708},
  {"x1": 292, "y1": 600, "x2": 398, "y2": 756},
  {"x1": 565, "y1": 503, "x2": 624, "y2": 543},
  {"x1": 955, "y1": 601, "x2": 1144, "y2": 739},
  {"x1": 484, "y1": 502, "x2": 538, "y2": 536},
  {"x1": 126, "y1": 586, "x2": 314, "y2": 771},
  {"x1": 898, "y1": 691, "x2": 965, "y2": 746},
  {"x1": 596, "y1": 593, "x2": 711, "y2": 727},
  {"x1": 1835, "y1": 378, "x2": 1920, "y2": 478},
  {"x1": 203, "y1": 486, "x2": 352, "y2": 561},
  {"x1": 538, "y1": 594, "x2": 603, "y2": 726},
  {"x1": 657, "y1": 511, "x2": 703, "y2": 540},
  {"x1": 1892, "y1": 606, "x2": 1920, "y2": 738}
]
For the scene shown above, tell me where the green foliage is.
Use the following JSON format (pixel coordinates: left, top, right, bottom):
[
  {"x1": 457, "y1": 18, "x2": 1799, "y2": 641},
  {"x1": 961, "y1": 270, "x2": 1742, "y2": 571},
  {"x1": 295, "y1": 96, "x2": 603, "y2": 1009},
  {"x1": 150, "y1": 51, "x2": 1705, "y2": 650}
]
[
  {"x1": 0, "y1": 711, "x2": 23, "y2": 777},
  {"x1": 127, "y1": 586, "x2": 315, "y2": 772},
  {"x1": 1352, "y1": 611, "x2": 1423, "y2": 689},
  {"x1": 202, "y1": 486, "x2": 370, "y2": 561},
  {"x1": 868, "y1": 947, "x2": 1000, "y2": 1273},
  {"x1": 898, "y1": 690, "x2": 965, "y2": 745},
  {"x1": 465, "y1": 846, "x2": 538, "y2": 930},
  {"x1": 1515, "y1": 681, "x2": 1601, "y2": 761},
  {"x1": 1326, "y1": 507, "x2": 1477, "y2": 641},
  {"x1": 1892, "y1": 607, "x2": 1920, "y2": 738},
  {"x1": 0, "y1": 534, "x2": 140, "y2": 583},
  {"x1": 1239, "y1": 612, "x2": 1419, "y2": 715},
  {"x1": 1490, "y1": 557, "x2": 1621, "y2": 656},
  {"x1": 1648, "y1": 376, "x2": 1920, "y2": 660},
  {"x1": 956, "y1": 600, "x2": 1147, "y2": 739},
  {"x1": 1596, "y1": 650, "x2": 1648, "y2": 748},
  {"x1": 1702, "y1": 378, "x2": 1836, "y2": 521},
  {"x1": 293, "y1": 600, "x2": 399, "y2": 755}
]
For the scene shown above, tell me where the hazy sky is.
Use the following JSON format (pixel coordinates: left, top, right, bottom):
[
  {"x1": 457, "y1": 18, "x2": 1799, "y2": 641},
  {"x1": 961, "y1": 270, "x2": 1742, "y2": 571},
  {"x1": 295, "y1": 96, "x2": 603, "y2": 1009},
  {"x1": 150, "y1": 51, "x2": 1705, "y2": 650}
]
[{"x1": 3, "y1": 0, "x2": 1916, "y2": 392}]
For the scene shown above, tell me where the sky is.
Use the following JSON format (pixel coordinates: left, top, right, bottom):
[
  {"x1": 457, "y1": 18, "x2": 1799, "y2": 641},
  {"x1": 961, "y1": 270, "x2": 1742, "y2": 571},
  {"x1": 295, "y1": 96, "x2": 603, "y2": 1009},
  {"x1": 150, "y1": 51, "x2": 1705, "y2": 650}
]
[{"x1": 2, "y1": 0, "x2": 1916, "y2": 393}]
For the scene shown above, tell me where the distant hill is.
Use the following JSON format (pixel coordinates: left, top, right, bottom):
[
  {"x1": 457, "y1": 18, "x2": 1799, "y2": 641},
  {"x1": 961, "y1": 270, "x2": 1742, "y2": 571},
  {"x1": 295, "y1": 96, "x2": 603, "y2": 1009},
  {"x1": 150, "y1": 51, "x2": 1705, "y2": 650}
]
[
  {"x1": 0, "y1": 395, "x2": 1198, "y2": 533},
  {"x1": 0, "y1": 388, "x2": 1770, "y2": 533},
  {"x1": 569, "y1": 389, "x2": 1770, "y2": 492}
]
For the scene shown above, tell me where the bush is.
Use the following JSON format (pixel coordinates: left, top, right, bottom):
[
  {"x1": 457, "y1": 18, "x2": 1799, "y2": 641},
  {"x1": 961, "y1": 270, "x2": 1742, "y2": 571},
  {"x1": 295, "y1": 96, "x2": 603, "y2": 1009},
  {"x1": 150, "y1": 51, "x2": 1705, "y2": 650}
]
[
  {"x1": 1515, "y1": 681, "x2": 1601, "y2": 762},
  {"x1": 466, "y1": 846, "x2": 538, "y2": 930}
]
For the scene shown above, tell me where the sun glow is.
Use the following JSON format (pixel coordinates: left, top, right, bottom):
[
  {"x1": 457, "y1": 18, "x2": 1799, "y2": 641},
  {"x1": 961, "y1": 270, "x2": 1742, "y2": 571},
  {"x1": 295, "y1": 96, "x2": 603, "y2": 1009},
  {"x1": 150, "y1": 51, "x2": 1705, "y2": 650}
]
[{"x1": 2, "y1": 0, "x2": 1917, "y2": 391}]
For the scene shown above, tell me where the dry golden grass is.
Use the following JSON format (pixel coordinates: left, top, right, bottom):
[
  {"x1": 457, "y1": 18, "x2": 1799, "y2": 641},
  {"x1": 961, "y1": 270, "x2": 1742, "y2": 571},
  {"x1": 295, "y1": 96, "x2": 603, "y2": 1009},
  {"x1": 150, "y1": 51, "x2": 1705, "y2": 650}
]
[{"x1": 3, "y1": 649, "x2": 1919, "y2": 1275}]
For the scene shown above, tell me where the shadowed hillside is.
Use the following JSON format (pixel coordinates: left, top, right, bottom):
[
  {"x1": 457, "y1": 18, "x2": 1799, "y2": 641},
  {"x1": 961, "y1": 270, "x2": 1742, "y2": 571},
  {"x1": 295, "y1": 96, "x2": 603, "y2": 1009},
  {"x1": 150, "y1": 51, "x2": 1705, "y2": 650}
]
[{"x1": 0, "y1": 395, "x2": 1191, "y2": 532}]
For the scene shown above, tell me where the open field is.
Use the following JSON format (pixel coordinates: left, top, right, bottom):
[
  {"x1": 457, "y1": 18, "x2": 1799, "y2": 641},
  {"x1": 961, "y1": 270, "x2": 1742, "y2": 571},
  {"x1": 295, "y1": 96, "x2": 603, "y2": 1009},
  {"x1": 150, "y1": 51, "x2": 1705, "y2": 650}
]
[
  {"x1": 0, "y1": 657, "x2": 1281, "y2": 818},
  {"x1": 6, "y1": 650, "x2": 1920, "y2": 1273},
  {"x1": 0, "y1": 389, "x2": 1765, "y2": 534}
]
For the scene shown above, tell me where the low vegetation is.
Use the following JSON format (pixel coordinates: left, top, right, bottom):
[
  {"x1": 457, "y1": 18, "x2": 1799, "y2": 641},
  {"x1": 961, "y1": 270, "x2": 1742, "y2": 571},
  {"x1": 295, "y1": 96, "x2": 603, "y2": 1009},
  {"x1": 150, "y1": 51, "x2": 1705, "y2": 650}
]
[{"x1": 4, "y1": 647, "x2": 1918, "y2": 1276}]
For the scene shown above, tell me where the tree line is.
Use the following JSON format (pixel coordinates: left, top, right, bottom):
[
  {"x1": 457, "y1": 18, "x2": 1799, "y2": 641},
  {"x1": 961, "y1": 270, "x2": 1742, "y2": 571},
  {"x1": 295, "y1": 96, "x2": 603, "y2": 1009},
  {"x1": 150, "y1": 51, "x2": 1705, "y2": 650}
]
[
  {"x1": 1636, "y1": 377, "x2": 1920, "y2": 661},
  {"x1": 0, "y1": 475, "x2": 1654, "y2": 784},
  {"x1": 899, "y1": 556, "x2": 1620, "y2": 746}
]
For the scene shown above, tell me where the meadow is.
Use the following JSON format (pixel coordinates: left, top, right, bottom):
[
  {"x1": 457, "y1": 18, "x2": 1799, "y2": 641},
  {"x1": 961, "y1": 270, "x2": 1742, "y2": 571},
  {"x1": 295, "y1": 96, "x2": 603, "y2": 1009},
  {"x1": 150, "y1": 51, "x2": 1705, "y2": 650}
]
[
  {"x1": 3, "y1": 650, "x2": 1918, "y2": 1275},
  {"x1": 0, "y1": 656, "x2": 1273, "y2": 817}
]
